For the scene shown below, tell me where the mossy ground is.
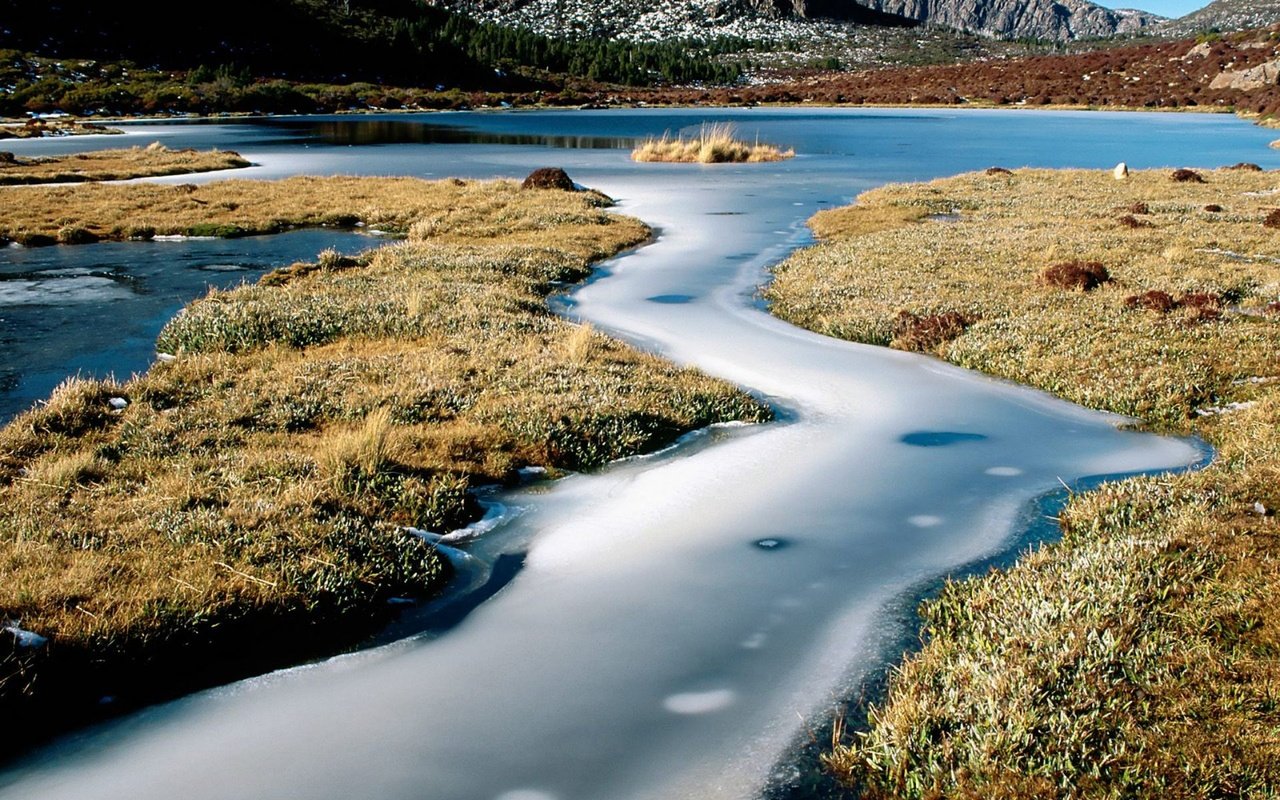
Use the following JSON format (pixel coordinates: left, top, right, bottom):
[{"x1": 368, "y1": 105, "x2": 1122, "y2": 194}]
[
  {"x1": 0, "y1": 176, "x2": 770, "y2": 750},
  {"x1": 766, "y1": 167, "x2": 1280, "y2": 797},
  {"x1": 0, "y1": 143, "x2": 248, "y2": 186}
]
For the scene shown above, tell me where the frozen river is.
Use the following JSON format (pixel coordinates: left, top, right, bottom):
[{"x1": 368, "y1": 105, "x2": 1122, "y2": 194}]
[{"x1": 1, "y1": 108, "x2": 1272, "y2": 799}]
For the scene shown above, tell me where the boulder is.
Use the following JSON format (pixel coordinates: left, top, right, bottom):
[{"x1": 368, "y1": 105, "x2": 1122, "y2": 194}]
[{"x1": 1209, "y1": 58, "x2": 1280, "y2": 91}]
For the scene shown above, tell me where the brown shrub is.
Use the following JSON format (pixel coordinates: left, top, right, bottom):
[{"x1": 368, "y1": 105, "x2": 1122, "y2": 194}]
[
  {"x1": 1264, "y1": 209, "x2": 1280, "y2": 229},
  {"x1": 1171, "y1": 168, "x2": 1205, "y2": 183},
  {"x1": 1225, "y1": 162, "x2": 1263, "y2": 171},
  {"x1": 1204, "y1": 204, "x2": 1224, "y2": 212},
  {"x1": 1117, "y1": 214, "x2": 1150, "y2": 229},
  {"x1": 1265, "y1": 301, "x2": 1280, "y2": 315},
  {"x1": 1041, "y1": 260, "x2": 1111, "y2": 290},
  {"x1": 1180, "y1": 291, "x2": 1221, "y2": 309},
  {"x1": 1127, "y1": 202, "x2": 1150, "y2": 214},
  {"x1": 892, "y1": 310, "x2": 976, "y2": 351},
  {"x1": 1124, "y1": 290, "x2": 1178, "y2": 312},
  {"x1": 520, "y1": 167, "x2": 576, "y2": 191},
  {"x1": 985, "y1": 167, "x2": 1013, "y2": 175}
]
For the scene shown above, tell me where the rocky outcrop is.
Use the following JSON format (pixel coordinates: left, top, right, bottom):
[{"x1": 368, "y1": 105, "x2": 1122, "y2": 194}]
[
  {"x1": 1209, "y1": 57, "x2": 1280, "y2": 90},
  {"x1": 854, "y1": 0, "x2": 1164, "y2": 41},
  {"x1": 1162, "y1": 0, "x2": 1280, "y2": 36}
]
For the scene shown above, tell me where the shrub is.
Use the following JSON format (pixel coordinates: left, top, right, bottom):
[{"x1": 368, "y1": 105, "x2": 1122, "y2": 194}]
[
  {"x1": 56, "y1": 225, "x2": 98, "y2": 245},
  {"x1": 1204, "y1": 204, "x2": 1223, "y2": 213},
  {"x1": 1041, "y1": 260, "x2": 1111, "y2": 290},
  {"x1": 1117, "y1": 214, "x2": 1149, "y2": 228},
  {"x1": 891, "y1": 310, "x2": 976, "y2": 351},
  {"x1": 1125, "y1": 289, "x2": 1178, "y2": 312},
  {"x1": 985, "y1": 166, "x2": 1013, "y2": 175},
  {"x1": 1264, "y1": 209, "x2": 1280, "y2": 229},
  {"x1": 1225, "y1": 162, "x2": 1263, "y2": 171},
  {"x1": 1171, "y1": 168, "x2": 1205, "y2": 183},
  {"x1": 1127, "y1": 201, "x2": 1150, "y2": 214},
  {"x1": 521, "y1": 167, "x2": 576, "y2": 191}
]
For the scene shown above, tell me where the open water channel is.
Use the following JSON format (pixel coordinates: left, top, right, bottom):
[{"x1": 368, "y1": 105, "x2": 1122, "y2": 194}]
[{"x1": 0, "y1": 108, "x2": 1276, "y2": 799}]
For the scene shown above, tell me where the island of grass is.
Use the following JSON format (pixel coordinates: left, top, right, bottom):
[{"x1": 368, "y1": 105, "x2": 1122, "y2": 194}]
[
  {"x1": 0, "y1": 143, "x2": 250, "y2": 186},
  {"x1": 0, "y1": 175, "x2": 771, "y2": 752},
  {"x1": 765, "y1": 166, "x2": 1280, "y2": 796},
  {"x1": 0, "y1": 173, "x2": 518, "y2": 246},
  {"x1": 631, "y1": 123, "x2": 794, "y2": 164}
]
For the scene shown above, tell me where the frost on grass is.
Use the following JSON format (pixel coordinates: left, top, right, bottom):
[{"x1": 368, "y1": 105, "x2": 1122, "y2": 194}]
[{"x1": 766, "y1": 168, "x2": 1280, "y2": 798}]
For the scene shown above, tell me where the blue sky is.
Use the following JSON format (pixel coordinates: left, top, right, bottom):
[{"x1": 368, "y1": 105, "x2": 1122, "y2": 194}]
[{"x1": 1093, "y1": 0, "x2": 1207, "y2": 19}]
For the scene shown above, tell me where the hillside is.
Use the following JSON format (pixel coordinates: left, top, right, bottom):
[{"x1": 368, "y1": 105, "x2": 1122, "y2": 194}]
[
  {"x1": 0, "y1": 0, "x2": 741, "y2": 90},
  {"x1": 439, "y1": 0, "x2": 1162, "y2": 44},
  {"x1": 856, "y1": 0, "x2": 1165, "y2": 40},
  {"x1": 1162, "y1": 0, "x2": 1280, "y2": 35}
]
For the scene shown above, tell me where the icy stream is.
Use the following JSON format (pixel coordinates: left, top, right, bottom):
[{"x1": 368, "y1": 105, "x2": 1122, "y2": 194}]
[{"x1": 0, "y1": 109, "x2": 1274, "y2": 799}]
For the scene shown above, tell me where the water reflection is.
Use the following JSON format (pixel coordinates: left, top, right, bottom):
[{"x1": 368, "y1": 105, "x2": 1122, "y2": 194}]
[{"x1": 308, "y1": 119, "x2": 636, "y2": 149}]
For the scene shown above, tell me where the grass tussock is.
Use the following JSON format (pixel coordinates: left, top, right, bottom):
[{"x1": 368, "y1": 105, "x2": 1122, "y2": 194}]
[
  {"x1": 631, "y1": 123, "x2": 794, "y2": 164},
  {"x1": 766, "y1": 168, "x2": 1280, "y2": 796},
  {"x1": 0, "y1": 143, "x2": 249, "y2": 186},
  {"x1": 0, "y1": 174, "x2": 586, "y2": 246},
  {"x1": 0, "y1": 178, "x2": 770, "y2": 737}
]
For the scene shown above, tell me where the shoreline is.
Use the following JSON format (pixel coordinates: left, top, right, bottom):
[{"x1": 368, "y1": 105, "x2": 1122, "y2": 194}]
[
  {"x1": 0, "y1": 175, "x2": 770, "y2": 759},
  {"x1": 765, "y1": 166, "x2": 1280, "y2": 794}
]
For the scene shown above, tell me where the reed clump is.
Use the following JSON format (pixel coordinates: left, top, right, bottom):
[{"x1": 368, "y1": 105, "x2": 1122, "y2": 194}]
[
  {"x1": 0, "y1": 143, "x2": 249, "y2": 185},
  {"x1": 766, "y1": 167, "x2": 1280, "y2": 796},
  {"x1": 0, "y1": 177, "x2": 770, "y2": 743},
  {"x1": 631, "y1": 122, "x2": 794, "y2": 164}
]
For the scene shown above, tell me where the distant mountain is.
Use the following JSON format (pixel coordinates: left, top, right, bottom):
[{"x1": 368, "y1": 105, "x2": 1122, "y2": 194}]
[
  {"x1": 853, "y1": 0, "x2": 1166, "y2": 41},
  {"x1": 1161, "y1": 0, "x2": 1280, "y2": 35},
  {"x1": 431, "y1": 0, "x2": 914, "y2": 41},
  {"x1": 441, "y1": 0, "x2": 1161, "y2": 44}
]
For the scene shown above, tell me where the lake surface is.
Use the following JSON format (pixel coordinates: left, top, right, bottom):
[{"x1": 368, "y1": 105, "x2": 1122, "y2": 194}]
[{"x1": 0, "y1": 108, "x2": 1272, "y2": 800}]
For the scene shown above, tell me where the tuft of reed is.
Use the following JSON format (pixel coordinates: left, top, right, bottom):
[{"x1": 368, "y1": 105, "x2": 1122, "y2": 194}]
[{"x1": 631, "y1": 122, "x2": 794, "y2": 164}]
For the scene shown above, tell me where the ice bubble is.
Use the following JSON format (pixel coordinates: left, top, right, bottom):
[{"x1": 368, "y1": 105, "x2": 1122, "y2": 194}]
[
  {"x1": 985, "y1": 466, "x2": 1023, "y2": 476},
  {"x1": 907, "y1": 515, "x2": 943, "y2": 528},
  {"x1": 663, "y1": 689, "x2": 736, "y2": 715},
  {"x1": 741, "y1": 633, "x2": 767, "y2": 650},
  {"x1": 495, "y1": 791, "x2": 558, "y2": 800},
  {"x1": 753, "y1": 538, "x2": 789, "y2": 550}
]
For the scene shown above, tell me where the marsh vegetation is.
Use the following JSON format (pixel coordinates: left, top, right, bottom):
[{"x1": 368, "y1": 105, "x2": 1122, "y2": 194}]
[
  {"x1": 767, "y1": 167, "x2": 1280, "y2": 796},
  {"x1": 0, "y1": 143, "x2": 249, "y2": 186},
  {"x1": 632, "y1": 123, "x2": 794, "y2": 164},
  {"x1": 0, "y1": 176, "x2": 769, "y2": 745}
]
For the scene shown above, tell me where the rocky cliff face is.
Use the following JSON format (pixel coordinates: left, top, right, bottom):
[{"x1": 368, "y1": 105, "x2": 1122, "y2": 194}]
[{"x1": 854, "y1": 0, "x2": 1165, "y2": 41}]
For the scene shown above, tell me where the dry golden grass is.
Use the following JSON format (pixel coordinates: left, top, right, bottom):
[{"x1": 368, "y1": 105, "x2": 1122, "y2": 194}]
[
  {"x1": 0, "y1": 174, "x2": 579, "y2": 246},
  {"x1": 0, "y1": 143, "x2": 249, "y2": 186},
  {"x1": 631, "y1": 122, "x2": 794, "y2": 164},
  {"x1": 769, "y1": 168, "x2": 1280, "y2": 797},
  {"x1": 0, "y1": 177, "x2": 770, "y2": 738}
]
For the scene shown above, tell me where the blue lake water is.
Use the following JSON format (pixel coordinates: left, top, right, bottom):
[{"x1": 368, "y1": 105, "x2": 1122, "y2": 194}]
[{"x1": 0, "y1": 108, "x2": 1272, "y2": 800}]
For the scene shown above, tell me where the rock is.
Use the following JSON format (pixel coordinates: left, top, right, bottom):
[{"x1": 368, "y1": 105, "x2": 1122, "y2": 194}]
[
  {"x1": 1209, "y1": 58, "x2": 1280, "y2": 91},
  {"x1": 108, "y1": 396, "x2": 129, "y2": 411},
  {"x1": 1113, "y1": 162, "x2": 1129, "y2": 180},
  {"x1": 521, "y1": 167, "x2": 577, "y2": 191},
  {"x1": 1254, "y1": 501, "x2": 1271, "y2": 516},
  {"x1": 3, "y1": 624, "x2": 48, "y2": 649},
  {"x1": 855, "y1": 0, "x2": 1163, "y2": 41}
]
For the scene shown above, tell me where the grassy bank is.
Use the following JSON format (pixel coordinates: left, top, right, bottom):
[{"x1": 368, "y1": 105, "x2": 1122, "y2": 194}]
[
  {"x1": 0, "y1": 143, "x2": 249, "y2": 185},
  {"x1": 632, "y1": 123, "x2": 794, "y2": 164},
  {"x1": 0, "y1": 174, "x2": 538, "y2": 246},
  {"x1": 0, "y1": 176, "x2": 771, "y2": 751},
  {"x1": 765, "y1": 168, "x2": 1280, "y2": 796}
]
